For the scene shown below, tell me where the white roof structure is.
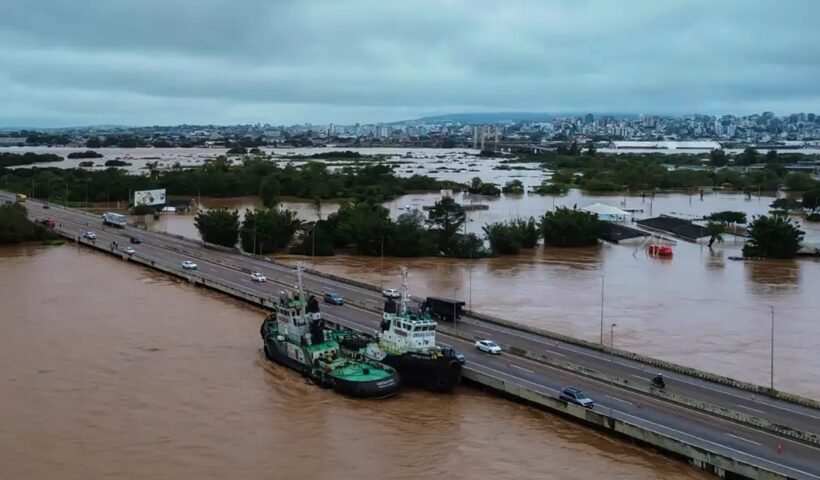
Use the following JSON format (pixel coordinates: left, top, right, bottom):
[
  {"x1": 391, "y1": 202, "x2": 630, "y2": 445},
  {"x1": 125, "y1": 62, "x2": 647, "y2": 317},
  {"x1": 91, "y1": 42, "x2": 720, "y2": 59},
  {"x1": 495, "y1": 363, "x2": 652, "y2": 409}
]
[{"x1": 582, "y1": 203, "x2": 630, "y2": 216}]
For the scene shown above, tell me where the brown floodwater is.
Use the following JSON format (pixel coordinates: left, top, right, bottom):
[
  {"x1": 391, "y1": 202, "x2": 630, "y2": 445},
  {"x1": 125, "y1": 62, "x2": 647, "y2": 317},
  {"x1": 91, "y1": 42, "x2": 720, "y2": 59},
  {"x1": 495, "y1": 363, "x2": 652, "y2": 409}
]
[
  {"x1": 0, "y1": 244, "x2": 708, "y2": 480},
  {"x1": 144, "y1": 191, "x2": 820, "y2": 399}
]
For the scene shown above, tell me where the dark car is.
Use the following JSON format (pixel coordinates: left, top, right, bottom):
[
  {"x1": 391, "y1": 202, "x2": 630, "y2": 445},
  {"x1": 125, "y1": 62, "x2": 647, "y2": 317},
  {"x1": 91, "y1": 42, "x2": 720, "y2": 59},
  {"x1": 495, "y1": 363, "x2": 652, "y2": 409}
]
[
  {"x1": 130, "y1": 236, "x2": 141, "y2": 244},
  {"x1": 323, "y1": 293, "x2": 344, "y2": 305},
  {"x1": 42, "y1": 204, "x2": 50, "y2": 209},
  {"x1": 559, "y1": 387, "x2": 595, "y2": 408}
]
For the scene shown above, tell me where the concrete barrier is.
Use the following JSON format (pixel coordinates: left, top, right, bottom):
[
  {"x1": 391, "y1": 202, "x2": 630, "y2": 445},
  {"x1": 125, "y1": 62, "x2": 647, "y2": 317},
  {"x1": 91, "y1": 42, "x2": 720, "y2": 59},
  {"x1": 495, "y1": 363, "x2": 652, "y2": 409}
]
[
  {"x1": 461, "y1": 309, "x2": 820, "y2": 411},
  {"x1": 462, "y1": 368, "x2": 789, "y2": 480},
  {"x1": 435, "y1": 322, "x2": 820, "y2": 447}
]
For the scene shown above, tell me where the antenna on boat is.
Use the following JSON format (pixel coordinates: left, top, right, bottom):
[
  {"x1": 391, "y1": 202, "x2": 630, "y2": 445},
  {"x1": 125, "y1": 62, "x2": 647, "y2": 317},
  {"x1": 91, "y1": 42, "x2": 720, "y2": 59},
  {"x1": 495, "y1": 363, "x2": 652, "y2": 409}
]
[{"x1": 399, "y1": 266, "x2": 409, "y2": 316}]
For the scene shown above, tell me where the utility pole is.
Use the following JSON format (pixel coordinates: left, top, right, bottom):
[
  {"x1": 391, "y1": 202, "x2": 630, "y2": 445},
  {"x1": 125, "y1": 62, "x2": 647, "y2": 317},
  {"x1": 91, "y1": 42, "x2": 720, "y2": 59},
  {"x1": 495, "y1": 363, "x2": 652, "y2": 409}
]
[
  {"x1": 599, "y1": 275, "x2": 605, "y2": 345},
  {"x1": 311, "y1": 224, "x2": 316, "y2": 268},
  {"x1": 610, "y1": 322, "x2": 617, "y2": 417},
  {"x1": 770, "y1": 306, "x2": 775, "y2": 390}
]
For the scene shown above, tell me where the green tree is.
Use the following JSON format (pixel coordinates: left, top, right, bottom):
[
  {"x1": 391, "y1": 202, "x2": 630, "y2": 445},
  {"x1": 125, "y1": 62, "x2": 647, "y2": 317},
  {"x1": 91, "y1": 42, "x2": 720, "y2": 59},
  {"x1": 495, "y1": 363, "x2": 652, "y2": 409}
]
[
  {"x1": 388, "y1": 210, "x2": 435, "y2": 257},
  {"x1": 502, "y1": 179, "x2": 525, "y2": 194},
  {"x1": 426, "y1": 197, "x2": 466, "y2": 254},
  {"x1": 705, "y1": 211, "x2": 747, "y2": 225},
  {"x1": 448, "y1": 233, "x2": 488, "y2": 258},
  {"x1": 736, "y1": 147, "x2": 759, "y2": 165},
  {"x1": 706, "y1": 221, "x2": 726, "y2": 248},
  {"x1": 194, "y1": 208, "x2": 240, "y2": 248},
  {"x1": 769, "y1": 198, "x2": 802, "y2": 212},
  {"x1": 240, "y1": 208, "x2": 302, "y2": 254},
  {"x1": 334, "y1": 202, "x2": 393, "y2": 255},
  {"x1": 585, "y1": 143, "x2": 597, "y2": 156},
  {"x1": 765, "y1": 150, "x2": 778, "y2": 163},
  {"x1": 784, "y1": 173, "x2": 818, "y2": 191},
  {"x1": 803, "y1": 189, "x2": 820, "y2": 210},
  {"x1": 483, "y1": 221, "x2": 522, "y2": 255},
  {"x1": 533, "y1": 181, "x2": 569, "y2": 195},
  {"x1": 468, "y1": 177, "x2": 483, "y2": 194},
  {"x1": 742, "y1": 215, "x2": 804, "y2": 259},
  {"x1": 259, "y1": 174, "x2": 281, "y2": 207},
  {"x1": 0, "y1": 203, "x2": 57, "y2": 244},
  {"x1": 709, "y1": 148, "x2": 728, "y2": 167},
  {"x1": 86, "y1": 136, "x2": 102, "y2": 149},
  {"x1": 510, "y1": 217, "x2": 539, "y2": 248},
  {"x1": 540, "y1": 207, "x2": 602, "y2": 247},
  {"x1": 290, "y1": 220, "x2": 336, "y2": 256}
]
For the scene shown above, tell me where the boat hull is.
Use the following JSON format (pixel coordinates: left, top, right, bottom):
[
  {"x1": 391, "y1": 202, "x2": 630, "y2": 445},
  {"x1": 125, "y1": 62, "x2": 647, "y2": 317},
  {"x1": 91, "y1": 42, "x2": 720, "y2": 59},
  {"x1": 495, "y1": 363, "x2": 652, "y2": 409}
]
[
  {"x1": 382, "y1": 352, "x2": 461, "y2": 393},
  {"x1": 262, "y1": 333, "x2": 399, "y2": 399}
]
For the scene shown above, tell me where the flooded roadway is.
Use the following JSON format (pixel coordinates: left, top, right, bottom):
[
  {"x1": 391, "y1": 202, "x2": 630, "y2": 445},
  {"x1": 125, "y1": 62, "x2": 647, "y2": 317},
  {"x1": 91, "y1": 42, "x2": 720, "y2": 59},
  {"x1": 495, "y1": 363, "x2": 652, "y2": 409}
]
[{"x1": 0, "y1": 244, "x2": 709, "y2": 480}]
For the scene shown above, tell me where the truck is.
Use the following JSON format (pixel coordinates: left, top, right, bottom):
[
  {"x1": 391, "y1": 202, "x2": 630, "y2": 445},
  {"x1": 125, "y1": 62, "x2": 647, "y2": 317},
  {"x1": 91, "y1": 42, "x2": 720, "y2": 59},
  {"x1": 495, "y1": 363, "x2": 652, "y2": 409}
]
[
  {"x1": 102, "y1": 212, "x2": 128, "y2": 228},
  {"x1": 423, "y1": 296, "x2": 466, "y2": 323},
  {"x1": 15, "y1": 193, "x2": 27, "y2": 203},
  {"x1": 39, "y1": 218, "x2": 56, "y2": 229}
]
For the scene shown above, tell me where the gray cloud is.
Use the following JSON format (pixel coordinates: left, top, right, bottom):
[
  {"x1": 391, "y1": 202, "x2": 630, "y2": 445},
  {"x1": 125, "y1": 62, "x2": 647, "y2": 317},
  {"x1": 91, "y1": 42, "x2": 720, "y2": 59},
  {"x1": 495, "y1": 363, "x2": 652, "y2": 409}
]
[{"x1": 1, "y1": 0, "x2": 818, "y2": 126}]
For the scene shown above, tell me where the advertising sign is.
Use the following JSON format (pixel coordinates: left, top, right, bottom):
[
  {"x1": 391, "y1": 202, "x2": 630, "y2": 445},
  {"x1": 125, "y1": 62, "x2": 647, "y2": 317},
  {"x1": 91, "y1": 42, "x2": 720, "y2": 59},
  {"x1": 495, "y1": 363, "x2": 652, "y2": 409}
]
[{"x1": 134, "y1": 189, "x2": 166, "y2": 206}]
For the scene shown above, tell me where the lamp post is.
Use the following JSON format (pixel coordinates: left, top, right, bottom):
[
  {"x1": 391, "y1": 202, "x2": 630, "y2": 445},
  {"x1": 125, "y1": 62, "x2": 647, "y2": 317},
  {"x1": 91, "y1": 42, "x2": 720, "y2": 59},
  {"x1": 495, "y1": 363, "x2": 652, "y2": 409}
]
[
  {"x1": 453, "y1": 287, "x2": 460, "y2": 328},
  {"x1": 770, "y1": 306, "x2": 775, "y2": 390},
  {"x1": 599, "y1": 275, "x2": 605, "y2": 345},
  {"x1": 609, "y1": 322, "x2": 617, "y2": 417},
  {"x1": 380, "y1": 235, "x2": 385, "y2": 289}
]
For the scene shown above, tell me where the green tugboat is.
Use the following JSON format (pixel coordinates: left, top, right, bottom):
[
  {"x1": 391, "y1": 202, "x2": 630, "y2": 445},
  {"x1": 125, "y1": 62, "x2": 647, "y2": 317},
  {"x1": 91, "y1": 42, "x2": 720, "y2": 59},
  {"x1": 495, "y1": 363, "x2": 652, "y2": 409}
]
[{"x1": 260, "y1": 263, "x2": 400, "y2": 399}]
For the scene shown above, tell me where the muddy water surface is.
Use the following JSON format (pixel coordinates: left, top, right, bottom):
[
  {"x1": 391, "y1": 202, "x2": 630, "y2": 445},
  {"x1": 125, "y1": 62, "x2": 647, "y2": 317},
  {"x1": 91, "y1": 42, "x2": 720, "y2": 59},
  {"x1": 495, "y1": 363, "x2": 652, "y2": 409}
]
[{"x1": 0, "y1": 244, "x2": 708, "y2": 480}]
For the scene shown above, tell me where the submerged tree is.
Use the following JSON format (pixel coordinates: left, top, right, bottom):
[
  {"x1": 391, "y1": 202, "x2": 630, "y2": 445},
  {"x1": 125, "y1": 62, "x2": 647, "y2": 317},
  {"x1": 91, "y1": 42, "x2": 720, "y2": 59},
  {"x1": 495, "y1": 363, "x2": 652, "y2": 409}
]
[
  {"x1": 540, "y1": 207, "x2": 602, "y2": 247},
  {"x1": 240, "y1": 208, "x2": 302, "y2": 254},
  {"x1": 742, "y1": 214, "x2": 804, "y2": 259},
  {"x1": 194, "y1": 208, "x2": 240, "y2": 248},
  {"x1": 426, "y1": 197, "x2": 466, "y2": 254}
]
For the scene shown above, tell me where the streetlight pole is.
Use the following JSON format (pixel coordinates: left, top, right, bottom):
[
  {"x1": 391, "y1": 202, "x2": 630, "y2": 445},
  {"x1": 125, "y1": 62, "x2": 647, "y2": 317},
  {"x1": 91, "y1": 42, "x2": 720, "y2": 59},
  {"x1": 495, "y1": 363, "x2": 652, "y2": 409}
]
[
  {"x1": 609, "y1": 322, "x2": 617, "y2": 417},
  {"x1": 599, "y1": 275, "x2": 605, "y2": 345},
  {"x1": 770, "y1": 306, "x2": 775, "y2": 390},
  {"x1": 453, "y1": 287, "x2": 459, "y2": 328},
  {"x1": 380, "y1": 235, "x2": 385, "y2": 289}
]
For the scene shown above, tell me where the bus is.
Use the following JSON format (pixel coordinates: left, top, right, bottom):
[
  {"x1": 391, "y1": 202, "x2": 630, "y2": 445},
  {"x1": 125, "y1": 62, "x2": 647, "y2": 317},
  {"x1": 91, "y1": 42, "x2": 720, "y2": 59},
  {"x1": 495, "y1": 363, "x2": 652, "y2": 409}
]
[{"x1": 102, "y1": 212, "x2": 128, "y2": 228}]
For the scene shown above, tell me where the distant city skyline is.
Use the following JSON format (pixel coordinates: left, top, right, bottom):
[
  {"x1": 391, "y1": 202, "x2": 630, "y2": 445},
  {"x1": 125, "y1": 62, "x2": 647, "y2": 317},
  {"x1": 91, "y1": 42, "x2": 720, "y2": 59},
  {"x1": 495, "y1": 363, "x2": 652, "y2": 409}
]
[{"x1": 1, "y1": 1, "x2": 818, "y2": 127}]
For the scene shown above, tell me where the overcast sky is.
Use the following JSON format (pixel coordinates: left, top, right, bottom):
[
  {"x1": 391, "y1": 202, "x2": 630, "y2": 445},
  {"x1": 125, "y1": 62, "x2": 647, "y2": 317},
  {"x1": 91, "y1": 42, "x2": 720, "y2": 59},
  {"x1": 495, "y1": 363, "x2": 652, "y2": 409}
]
[{"x1": 1, "y1": 0, "x2": 818, "y2": 127}]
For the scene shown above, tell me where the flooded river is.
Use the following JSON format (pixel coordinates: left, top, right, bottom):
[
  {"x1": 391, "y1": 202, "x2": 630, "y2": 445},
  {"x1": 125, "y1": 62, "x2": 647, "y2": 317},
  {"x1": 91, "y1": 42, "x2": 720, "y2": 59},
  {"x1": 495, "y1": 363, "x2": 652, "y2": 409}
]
[
  {"x1": 0, "y1": 244, "x2": 708, "y2": 480},
  {"x1": 142, "y1": 190, "x2": 820, "y2": 399}
]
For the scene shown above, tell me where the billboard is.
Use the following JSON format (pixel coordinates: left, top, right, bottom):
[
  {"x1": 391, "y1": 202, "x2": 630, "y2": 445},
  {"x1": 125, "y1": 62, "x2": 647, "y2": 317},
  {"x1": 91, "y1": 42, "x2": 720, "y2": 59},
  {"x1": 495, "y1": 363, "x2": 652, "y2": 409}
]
[{"x1": 134, "y1": 189, "x2": 166, "y2": 206}]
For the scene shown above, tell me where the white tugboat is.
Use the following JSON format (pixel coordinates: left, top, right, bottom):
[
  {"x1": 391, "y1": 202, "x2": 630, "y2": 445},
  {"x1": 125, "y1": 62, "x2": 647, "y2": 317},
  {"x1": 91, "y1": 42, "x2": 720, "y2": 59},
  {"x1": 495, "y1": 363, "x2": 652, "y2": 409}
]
[{"x1": 359, "y1": 267, "x2": 464, "y2": 392}]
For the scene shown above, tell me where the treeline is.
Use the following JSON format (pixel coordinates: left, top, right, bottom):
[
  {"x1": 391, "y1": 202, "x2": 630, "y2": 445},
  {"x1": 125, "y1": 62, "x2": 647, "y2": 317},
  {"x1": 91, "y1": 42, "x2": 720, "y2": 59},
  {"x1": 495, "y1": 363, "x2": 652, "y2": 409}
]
[
  {"x1": 195, "y1": 199, "x2": 603, "y2": 258},
  {"x1": 0, "y1": 203, "x2": 61, "y2": 244},
  {"x1": 0, "y1": 156, "x2": 458, "y2": 205},
  {"x1": 0, "y1": 152, "x2": 63, "y2": 168},
  {"x1": 534, "y1": 157, "x2": 820, "y2": 193}
]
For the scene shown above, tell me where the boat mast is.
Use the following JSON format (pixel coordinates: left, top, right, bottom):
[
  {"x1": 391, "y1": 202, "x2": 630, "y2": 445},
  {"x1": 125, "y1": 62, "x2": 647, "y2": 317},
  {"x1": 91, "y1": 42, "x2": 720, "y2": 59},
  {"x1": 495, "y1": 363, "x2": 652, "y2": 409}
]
[
  {"x1": 296, "y1": 261, "x2": 307, "y2": 318},
  {"x1": 399, "y1": 266, "x2": 409, "y2": 316}
]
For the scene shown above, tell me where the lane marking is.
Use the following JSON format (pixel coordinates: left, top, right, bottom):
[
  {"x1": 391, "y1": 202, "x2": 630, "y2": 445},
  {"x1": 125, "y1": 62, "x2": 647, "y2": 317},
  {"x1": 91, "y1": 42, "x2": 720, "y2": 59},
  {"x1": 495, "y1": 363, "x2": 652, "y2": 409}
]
[
  {"x1": 475, "y1": 330, "x2": 492, "y2": 337},
  {"x1": 606, "y1": 395, "x2": 633, "y2": 406},
  {"x1": 510, "y1": 364, "x2": 534, "y2": 374},
  {"x1": 727, "y1": 433, "x2": 763, "y2": 447},
  {"x1": 736, "y1": 404, "x2": 767, "y2": 415},
  {"x1": 631, "y1": 374, "x2": 652, "y2": 381},
  {"x1": 545, "y1": 349, "x2": 566, "y2": 358}
]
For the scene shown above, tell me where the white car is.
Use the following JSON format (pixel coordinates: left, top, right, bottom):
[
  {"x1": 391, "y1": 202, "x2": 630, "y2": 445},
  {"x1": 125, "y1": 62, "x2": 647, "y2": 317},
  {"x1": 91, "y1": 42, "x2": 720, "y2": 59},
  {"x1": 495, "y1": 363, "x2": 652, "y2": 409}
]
[
  {"x1": 250, "y1": 272, "x2": 267, "y2": 282},
  {"x1": 382, "y1": 288, "x2": 401, "y2": 299},
  {"x1": 83, "y1": 231, "x2": 96, "y2": 240},
  {"x1": 181, "y1": 260, "x2": 198, "y2": 270},
  {"x1": 124, "y1": 247, "x2": 136, "y2": 255},
  {"x1": 475, "y1": 340, "x2": 502, "y2": 354}
]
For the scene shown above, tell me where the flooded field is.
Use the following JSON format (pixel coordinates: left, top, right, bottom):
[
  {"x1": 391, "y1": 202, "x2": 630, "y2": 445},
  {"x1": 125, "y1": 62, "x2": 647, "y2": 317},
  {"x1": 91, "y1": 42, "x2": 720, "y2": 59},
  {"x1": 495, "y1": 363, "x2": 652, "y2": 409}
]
[{"x1": 0, "y1": 244, "x2": 709, "y2": 480}]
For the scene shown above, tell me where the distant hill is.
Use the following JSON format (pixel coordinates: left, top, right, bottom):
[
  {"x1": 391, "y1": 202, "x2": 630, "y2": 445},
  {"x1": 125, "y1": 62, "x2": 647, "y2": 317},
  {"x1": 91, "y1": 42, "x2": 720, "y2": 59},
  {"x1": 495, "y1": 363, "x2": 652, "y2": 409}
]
[{"x1": 401, "y1": 112, "x2": 640, "y2": 124}]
